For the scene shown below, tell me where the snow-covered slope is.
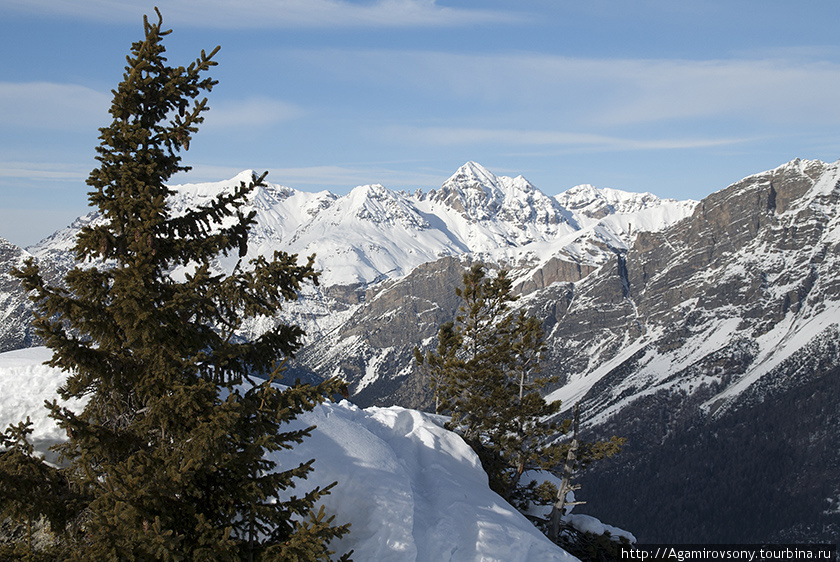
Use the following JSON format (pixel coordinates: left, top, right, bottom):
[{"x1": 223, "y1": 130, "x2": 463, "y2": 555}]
[
  {"x1": 0, "y1": 347, "x2": 576, "y2": 562},
  {"x1": 281, "y1": 403, "x2": 576, "y2": 561},
  {"x1": 546, "y1": 158, "x2": 840, "y2": 418}
]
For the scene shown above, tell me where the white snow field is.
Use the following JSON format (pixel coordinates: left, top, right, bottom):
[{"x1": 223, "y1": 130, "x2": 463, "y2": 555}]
[{"x1": 0, "y1": 347, "x2": 576, "y2": 562}]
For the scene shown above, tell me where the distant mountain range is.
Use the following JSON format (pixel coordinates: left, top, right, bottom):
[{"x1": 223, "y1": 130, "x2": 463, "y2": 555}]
[{"x1": 2, "y1": 159, "x2": 838, "y2": 545}]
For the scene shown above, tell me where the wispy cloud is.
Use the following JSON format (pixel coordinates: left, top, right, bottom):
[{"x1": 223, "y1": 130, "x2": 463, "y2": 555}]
[
  {"x1": 587, "y1": 58, "x2": 840, "y2": 126},
  {"x1": 203, "y1": 98, "x2": 305, "y2": 129},
  {"x1": 264, "y1": 164, "x2": 445, "y2": 189},
  {"x1": 383, "y1": 126, "x2": 751, "y2": 152},
  {"x1": 293, "y1": 49, "x2": 840, "y2": 128},
  {"x1": 0, "y1": 82, "x2": 109, "y2": 130},
  {"x1": 0, "y1": 82, "x2": 302, "y2": 134},
  {"x1": 0, "y1": 161, "x2": 91, "y2": 182},
  {"x1": 4, "y1": 0, "x2": 518, "y2": 28}
]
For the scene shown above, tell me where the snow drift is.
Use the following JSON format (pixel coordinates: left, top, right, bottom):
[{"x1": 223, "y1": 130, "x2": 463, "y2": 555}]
[{"x1": 0, "y1": 347, "x2": 576, "y2": 562}]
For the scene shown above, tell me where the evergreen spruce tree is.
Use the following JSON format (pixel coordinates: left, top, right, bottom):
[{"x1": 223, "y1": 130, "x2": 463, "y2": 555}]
[
  {"x1": 8, "y1": 9, "x2": 350, "y2": 561},
  {"x1": 416, "y1": 263, "x2": 623, "y2": 510}
]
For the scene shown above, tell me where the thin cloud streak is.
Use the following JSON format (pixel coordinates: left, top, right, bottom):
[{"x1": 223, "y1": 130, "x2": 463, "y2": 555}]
[
  {"x1": 0, "y1": 82, "x2": 303, "y2": 134},
  {"x1": 294, "y1": 49, "x2": 840, "y2": 127},
  {"x1": 0, "y1": 162, "x2": 91, "y2": 182},
  {"x1": 178, "y1": 164, "x2": 446, "y2": 191},
  {"x1": 592, "y1": 58, "x2": 840, "y2": 126},
  {"x1": 384, "y1": 126, "x2": 752, "y2": 152},
  {"x1": 0, "y1": 82, "x2": 110, "y2": 130},
  {"x1": 250, "y1": 165, "x2": 446, "y2": 190},
  {"x1": 202, "y1": 98, "x2": 306, "y2": 130},
  {"x1": 7, "y1": 52, "x2": 840, "y2": 138},
  {"x1": 3, "y1": 0, "x2": 518, "y2": 28}
]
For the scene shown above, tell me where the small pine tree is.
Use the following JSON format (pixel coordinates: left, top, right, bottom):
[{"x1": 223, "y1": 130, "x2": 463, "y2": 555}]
[
  {"x1": 416, "y1": 263, "x2": 623, "y2": 510},
  {"x1": 416, "y1": 263, "x2": 562, "y2": 500},
  {"x1": 8, "y1": 10, "x2": 350, "y2": 561}
]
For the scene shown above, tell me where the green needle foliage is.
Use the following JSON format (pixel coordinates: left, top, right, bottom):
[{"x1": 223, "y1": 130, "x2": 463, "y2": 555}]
[
  {"x1": 416, "y1": 263, "x2": 623, "y2": 511},
  {"x1": 0, "y1": 418, "x2": 72, "y2": 561},
  {"x1": 6, "y1": 10, "x2": 350, "y2": 561},
  {"x1": 417, "y1": 263, "x2": 564, "y2": 501}
]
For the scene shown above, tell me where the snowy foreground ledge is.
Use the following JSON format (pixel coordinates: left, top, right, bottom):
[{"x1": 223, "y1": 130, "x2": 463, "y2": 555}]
[{"x1": 0, "y1": 347, "x2": 576, "y2": 562}]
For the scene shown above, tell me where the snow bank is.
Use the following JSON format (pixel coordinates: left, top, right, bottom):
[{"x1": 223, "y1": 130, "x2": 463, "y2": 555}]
[
  {"x1": 0, "y1": 347, "x2": 575, "y2": 562},
  {"x1": 0, "y1": 347, "x2": 86, "y2": 462}
]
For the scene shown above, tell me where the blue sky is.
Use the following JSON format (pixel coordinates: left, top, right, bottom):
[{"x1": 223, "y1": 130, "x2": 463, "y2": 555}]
[{"x1": 2, "y1": 0, "x2": 840, "y2": 247}]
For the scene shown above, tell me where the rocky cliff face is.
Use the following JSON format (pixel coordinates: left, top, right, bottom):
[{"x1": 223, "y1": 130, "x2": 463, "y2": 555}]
[
  {"x1": 0, "y1": 237, "x2": 69, "y2": 352},
  {"x1": 537, "y1": 158, "x2": 840, "y2": 544},
  {"x1": 0, "y1": 238, "x2": 34, "y2": 351},
  {"x1": 544, "y1": 158, "x2": 840, "y2": 414}
]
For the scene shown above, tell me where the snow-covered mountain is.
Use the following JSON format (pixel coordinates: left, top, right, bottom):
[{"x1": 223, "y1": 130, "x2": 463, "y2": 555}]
[
  {"x1": 528, "y1": 158, "x2": 840, "y2": 545},
  {"x1": 0, "y1": 237, "x2": 35, "y2": 352},
  {"x1": 0, "y1": 236, "x2": 68, "y2": 351},
  {"x1": 546, "y1": 158, "x2": 840, "y2": 420},
  {"x1": 4, "y1": 158, "x2": 839, "y2": 545},
  {"x1": 24, "y1": 162, "x2": 693, "y2": 289},
  {"x1": 263, "y1": 158, "x2": 840, "y2": 545},
  {"x1": 10, "y1": 162, "x2": 693, "y2": 352}
]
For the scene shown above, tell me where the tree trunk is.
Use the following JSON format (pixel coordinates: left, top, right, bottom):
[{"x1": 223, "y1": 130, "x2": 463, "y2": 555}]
[{"x1": 548, "y1": 403, "x2": 582, "y2": 542}]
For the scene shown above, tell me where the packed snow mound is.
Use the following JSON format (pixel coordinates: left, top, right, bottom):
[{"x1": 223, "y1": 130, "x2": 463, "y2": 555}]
[
  {"x1": 0, "y1": 347, "x2": 576, "y2": 562},
  {"x1": 278, "y1": 403, "x2": 576, "y2": 561}
]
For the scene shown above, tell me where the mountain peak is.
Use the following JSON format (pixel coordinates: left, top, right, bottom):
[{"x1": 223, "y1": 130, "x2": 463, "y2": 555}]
[
  {"x1": 456, "y1": 160, "x2": 497, "y2": 180},
  {"x1": 444, "y1": 162, "x2": 541, "y2": 198},
  {"x1": 21, "y1": 162, "x2": 696, "y2": 290},
  {"x1": 348, "y1": 182, "x2": 390, "y2": 199},
  {"x1": 443, "y1": 162, "x2": 502, "y2": 192}
]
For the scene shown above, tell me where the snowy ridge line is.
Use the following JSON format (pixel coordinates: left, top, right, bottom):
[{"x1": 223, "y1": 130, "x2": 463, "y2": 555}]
[
  {"x1": 546, "y1": 333, "x2": 645, "y2": 409},
  {"x1": 26, "y1": 162, "x2": 696, "y2": 289},
  {"x1": 549, "y1": 297, "x2": 840, "y2": 429}
]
